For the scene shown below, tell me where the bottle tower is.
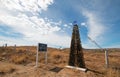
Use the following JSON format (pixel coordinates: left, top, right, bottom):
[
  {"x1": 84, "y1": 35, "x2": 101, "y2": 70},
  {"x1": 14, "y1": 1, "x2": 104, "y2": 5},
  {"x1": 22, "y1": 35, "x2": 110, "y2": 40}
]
[{"x1": 68, "y1": 22, "x2": 85, "y2": 68}]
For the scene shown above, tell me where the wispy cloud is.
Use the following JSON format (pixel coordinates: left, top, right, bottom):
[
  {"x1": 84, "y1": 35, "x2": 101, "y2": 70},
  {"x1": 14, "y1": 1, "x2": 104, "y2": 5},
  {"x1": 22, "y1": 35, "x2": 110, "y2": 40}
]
[
  {"x1": 72, "y1": 0, "x2": 108, "y2": 48},
  {"x1": 0, "y1": 0, "x2": 54, "y2": 14},
  {"x1": 0, "y1": 0, "x2": 71, "y2": 47},
  {"x1": 80, "y1": 9, "x2": 107, "y2": 48},
  {"x1": 82, "y1": 10, "x2": 107, "y2": 41},
  {"x1": 1, "y1": 0, "x2": 117, "y2": 48}
]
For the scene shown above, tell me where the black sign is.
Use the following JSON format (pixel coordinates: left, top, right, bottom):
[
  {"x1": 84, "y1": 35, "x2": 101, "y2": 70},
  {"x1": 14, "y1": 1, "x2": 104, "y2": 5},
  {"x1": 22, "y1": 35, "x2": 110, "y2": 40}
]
[{"x1": 38, "y1": 43, "x2": 47, "y2": 51}]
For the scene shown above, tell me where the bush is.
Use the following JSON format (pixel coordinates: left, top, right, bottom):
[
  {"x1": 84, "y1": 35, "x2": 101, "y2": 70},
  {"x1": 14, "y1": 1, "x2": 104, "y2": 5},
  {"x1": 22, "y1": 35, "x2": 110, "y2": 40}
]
[
  {"x1": 105, "y1": 67, "x2": 120, "y2": 77},
  {"x1": 10, "y1": 54, "x2": 27, "y2": 64},
  {"x1": 0, "y1": 64, "x2": 16, "y2": 75}
]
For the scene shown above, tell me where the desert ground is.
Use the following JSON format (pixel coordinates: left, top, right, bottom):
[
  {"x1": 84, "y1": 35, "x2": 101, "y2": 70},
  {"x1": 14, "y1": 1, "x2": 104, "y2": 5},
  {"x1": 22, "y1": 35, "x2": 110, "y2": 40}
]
[{"x1": 0, "y1": 46, "x2": 120, "y2": 77}]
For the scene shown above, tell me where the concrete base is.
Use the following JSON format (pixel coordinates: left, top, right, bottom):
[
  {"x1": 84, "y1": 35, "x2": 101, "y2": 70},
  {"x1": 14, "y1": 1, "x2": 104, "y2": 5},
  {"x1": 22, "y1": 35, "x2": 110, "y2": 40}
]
[{"x1": 65, "y1": 66, "x2": 87, "y2": 72}]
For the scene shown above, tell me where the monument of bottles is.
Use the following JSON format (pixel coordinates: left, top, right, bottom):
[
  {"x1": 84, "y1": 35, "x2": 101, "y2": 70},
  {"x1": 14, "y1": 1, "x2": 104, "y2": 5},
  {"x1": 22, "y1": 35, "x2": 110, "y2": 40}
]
[{"x1": 68, "y1": 22, "x2": 85, "y2": 68}]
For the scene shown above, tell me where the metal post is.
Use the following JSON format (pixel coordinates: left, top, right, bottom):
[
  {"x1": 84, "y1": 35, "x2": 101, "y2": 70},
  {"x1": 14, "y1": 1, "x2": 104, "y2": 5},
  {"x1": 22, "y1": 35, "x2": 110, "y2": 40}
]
[
  {"x1": 105, "y1": 50, "x2": 109, "y2": 68},
  {"x1": 27, "y1": 47, "x2": 29, "y2": 52},
  {"x1": 36, "y1": 45, "x2": 39, "y2": 67},
  {"x1": 45, "y1": 51, "x2": 47, "y2": 64},
  {"x1": 2, "y1": 44, "x2": 4, "y2": 47},
  {"x1": 5, "y1": 43, "x2": 7, "y2": 47},
  {"x1": 14, "y1": 44, "x2": 16, "y2": 52}
]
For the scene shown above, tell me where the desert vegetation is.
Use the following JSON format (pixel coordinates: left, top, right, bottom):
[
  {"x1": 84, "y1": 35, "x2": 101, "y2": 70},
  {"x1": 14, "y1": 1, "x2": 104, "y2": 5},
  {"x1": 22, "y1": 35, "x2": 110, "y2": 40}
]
[{"x1": 0, "y1": 46, "x2": 120, "y2": 77}]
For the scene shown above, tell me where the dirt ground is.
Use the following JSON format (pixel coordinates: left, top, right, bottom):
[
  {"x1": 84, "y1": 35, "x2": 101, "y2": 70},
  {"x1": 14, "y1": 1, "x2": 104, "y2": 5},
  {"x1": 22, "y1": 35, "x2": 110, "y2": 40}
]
[{"x1": 0, "y1": 46, "x2": 120, "y2": 77}]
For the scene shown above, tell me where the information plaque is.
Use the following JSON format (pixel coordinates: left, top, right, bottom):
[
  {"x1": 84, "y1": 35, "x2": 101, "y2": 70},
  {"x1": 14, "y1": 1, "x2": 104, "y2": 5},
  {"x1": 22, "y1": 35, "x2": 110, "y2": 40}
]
[{"x1": 38, "y1": 43, "x2": 47, "y2": 51}]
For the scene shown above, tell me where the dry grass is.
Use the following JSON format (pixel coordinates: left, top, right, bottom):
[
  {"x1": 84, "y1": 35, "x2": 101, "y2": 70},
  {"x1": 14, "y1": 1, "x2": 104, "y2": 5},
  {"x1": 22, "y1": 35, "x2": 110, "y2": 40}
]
[
  {"x1": 105, "y1": 67, "x2": 120, "y2": 77},
  {"x1": 10, "y1": 54, "x2": 27, "y2": 64},
  {"x1": 0, "y1": 63, "x2": 16, "y2": 75},
  {"x1": 49, "y1": 50, "x2": 68, "y2": 66},
  {"x1": 0, "y1": 46, "x2": 120, "y2": 77}
]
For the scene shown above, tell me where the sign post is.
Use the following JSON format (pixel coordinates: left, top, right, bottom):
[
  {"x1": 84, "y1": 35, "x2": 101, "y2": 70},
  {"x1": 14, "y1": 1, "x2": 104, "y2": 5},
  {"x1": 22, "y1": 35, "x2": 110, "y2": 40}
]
[
  {"x1": 45, "y1": 51, "x2": 47, "y2": 64},
  {"x1": 36, "y1": 45, "x2": 39, "y2": 67},
  {"x1": 35, "y1": 43, "x2": 47, "y2": 67}
]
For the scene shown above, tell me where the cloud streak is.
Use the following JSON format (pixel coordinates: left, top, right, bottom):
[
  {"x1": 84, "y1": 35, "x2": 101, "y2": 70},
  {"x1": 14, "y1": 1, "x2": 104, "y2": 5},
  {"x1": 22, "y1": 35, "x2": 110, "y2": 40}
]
[
  {"x1": 0, "y1": 0, "x2": 71, "y2": 47},
  {"x1": 72, "y1": 0, "x2": 108, "y2": 48},
  {"x1": 82, "y1": 10, "x2": 106, "y2": 41},
  {"x1": 0, "y1": 0, "x2": 54, "y2": 14}
]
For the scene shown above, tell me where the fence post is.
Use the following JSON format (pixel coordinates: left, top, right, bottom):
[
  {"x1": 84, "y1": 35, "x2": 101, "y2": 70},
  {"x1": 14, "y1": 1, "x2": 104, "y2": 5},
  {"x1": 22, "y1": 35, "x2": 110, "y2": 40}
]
[{"x1": 105, "y1": 50, "x2": 109, "y2": 68}]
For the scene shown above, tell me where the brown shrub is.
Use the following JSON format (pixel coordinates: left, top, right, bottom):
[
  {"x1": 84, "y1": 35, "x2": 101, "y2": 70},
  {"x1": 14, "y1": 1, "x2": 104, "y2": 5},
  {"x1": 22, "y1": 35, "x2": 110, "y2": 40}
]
[
  {"x1": 52, "y1": 54, "x2": 64, "y2": 64},
  {"x1": 10, "y1": 54, "x2": 27, "y2": 64},
  {"x1": 105, "y1": 68, "x2": 120, "y2": 77},
  {"x1": 0, "y1": 64, "x2": 16, "y2": 75}
]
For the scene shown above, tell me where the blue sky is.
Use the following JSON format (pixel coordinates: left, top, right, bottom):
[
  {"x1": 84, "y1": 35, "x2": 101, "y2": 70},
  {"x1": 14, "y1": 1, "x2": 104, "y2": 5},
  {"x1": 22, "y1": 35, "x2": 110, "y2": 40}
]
[{"x1": 0, "y1": 0, "x2": 120, "y2": 48}]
